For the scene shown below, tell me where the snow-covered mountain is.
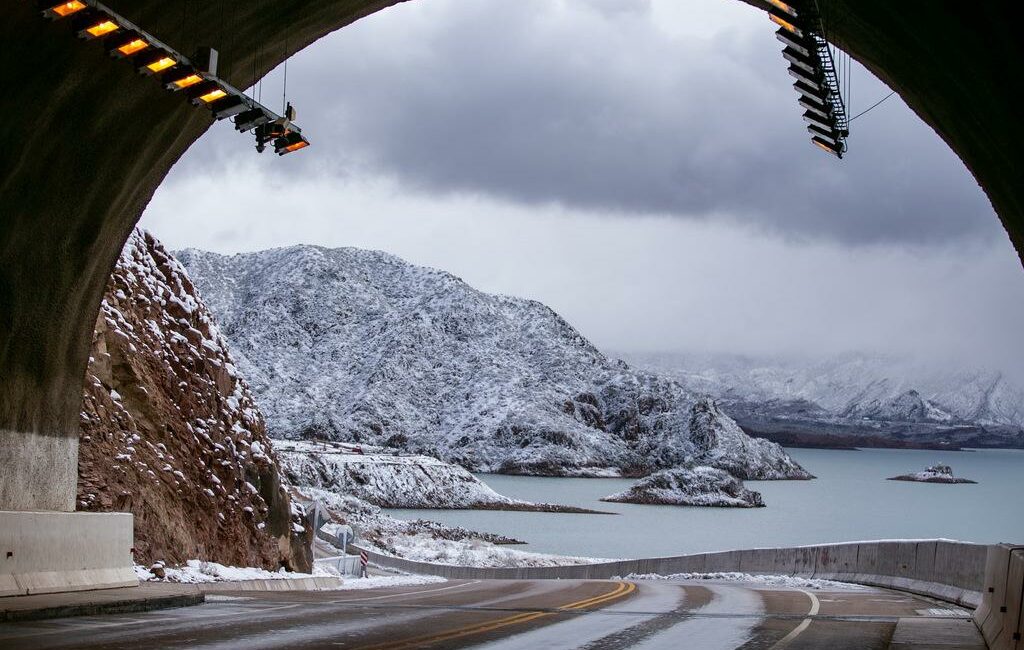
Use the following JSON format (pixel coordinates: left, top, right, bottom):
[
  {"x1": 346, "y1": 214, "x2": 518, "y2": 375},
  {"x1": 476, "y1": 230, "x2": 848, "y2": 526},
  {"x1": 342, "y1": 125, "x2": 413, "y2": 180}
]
[
  {"x1": 624, "y1": 352, "x2": 1024, "y2": 447},
  {"x1": 177, "y1": 245, "x2": 809, "y2": 479}
]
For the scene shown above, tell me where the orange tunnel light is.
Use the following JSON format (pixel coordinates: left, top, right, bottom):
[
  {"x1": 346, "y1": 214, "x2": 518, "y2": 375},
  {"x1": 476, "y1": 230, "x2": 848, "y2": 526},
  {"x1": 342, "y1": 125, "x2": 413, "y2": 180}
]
[
  {"x1": 198, "y1": 88, "x2": 227, "y2": 103},
  {"x1": 174, "y1": 74, "x2": 203, "y2": 89},
  {"x1": 765, "y1": 0, "x2": 798, "y2": 18},
  {"x1": 83, "y1": 18, "x2": 119, "y2": 38},
  {"x1": 45, "y1": 1, "x2": 87, "y2": 18},
  {"x1": 769, "y1": 13, "x2": 802, "y2": 37},
  {"x1": 117, "y1": 38, "x2": 149, "y2": 56},
  {"x1": 146, "y1": 56, "x2": 176, "y2": 73}
]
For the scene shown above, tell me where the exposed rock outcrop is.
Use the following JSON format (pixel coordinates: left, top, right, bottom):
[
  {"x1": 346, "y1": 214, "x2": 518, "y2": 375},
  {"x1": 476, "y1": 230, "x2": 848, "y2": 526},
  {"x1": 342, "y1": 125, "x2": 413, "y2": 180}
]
[
  {"x1": 177, "y1": 245, "x2": 810, "y2": 480},
  {"x1": 688, "y1": 398, "x2": 813, "y2": 480},
  {"x1": 275, "y1": 439, "x2": 601, "y2": 512},
  {"x1": 77, "y1": 229, "x2": 312, "y2": 570},
  {"x1": 887, "y1": 464, "x2": 977, "y2": 484},
  {"x1": 601, "y1": 466, "x2": 765, "y2": 508}
]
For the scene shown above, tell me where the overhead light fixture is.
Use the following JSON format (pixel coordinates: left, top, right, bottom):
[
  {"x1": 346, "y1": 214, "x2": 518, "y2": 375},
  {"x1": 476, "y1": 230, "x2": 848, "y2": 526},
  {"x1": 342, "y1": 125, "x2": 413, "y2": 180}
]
[
  {"x1": 188, "y1": 81, "x2": 228, "y2": 105},
  {"x1": 274, "y1": 132, "x2": 309, "y2": 155},
  {"x1": 807, "y1": 123, "x2": 838, "y2": 143},
  {"x1": 782, "y1": 47, "x2": 817, "y2": 74},
  {"x1": 787, "y1": 65, "x2": 822, "y2": 89},
  {"x1": 775, "y1": 28, "x2": 812, "y2": 57},
  {"x1": 234, "y1": 107, "x2": 272, "y2": 132},
  {"x1": 801, "y1": 109, "x2": 834, "y2": 132},
  {"x1": 793, "y1": 80, "x2": 828, "y2": 101},
  {"x1": 162, "y1": 67, "x2": 203, "y2": 91},
  {"x1": 73, "y1": 11, "x2": 119, "y2": 39},
  {"x1": 106, "y1": 31, "x2": 149, "y2": 58},
  {"x1": 209, "y1": 95, "x2": 247, "y2": 120},
  {"x1": 799, "y1": 97, "x2": 831, "y2": 119},
  {"x1": 768, "y1": 13, "x2": 802, "y2": 36},
  {"x1": 811, "y1": 137, "x2": 841, "y2": 157},
  {"x1": 41, "y1": 1, "x2": 86, "y2": 19},
  {"x1": 765, "y1": 0, "x2": 798, "y2": 18},
  {"x1": 136, "y1": 50, "x2": 176, "y2": 75}
]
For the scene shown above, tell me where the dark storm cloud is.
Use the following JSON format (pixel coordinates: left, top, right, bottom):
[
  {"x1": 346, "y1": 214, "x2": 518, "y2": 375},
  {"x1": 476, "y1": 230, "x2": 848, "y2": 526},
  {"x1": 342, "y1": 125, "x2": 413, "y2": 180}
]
[{"x1": 188, "y1": 0, "x2": 998, "y2": 246}]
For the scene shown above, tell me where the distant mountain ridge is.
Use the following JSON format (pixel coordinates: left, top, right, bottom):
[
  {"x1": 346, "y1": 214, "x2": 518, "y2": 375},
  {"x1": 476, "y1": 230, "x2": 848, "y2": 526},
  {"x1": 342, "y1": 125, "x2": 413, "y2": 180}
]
[
  {"x1": 623, "y1": 352, "x2": 1024, "y2": 448},
  {"x1": 177, "y1": 244, "x2": 809, "y2": 479}
]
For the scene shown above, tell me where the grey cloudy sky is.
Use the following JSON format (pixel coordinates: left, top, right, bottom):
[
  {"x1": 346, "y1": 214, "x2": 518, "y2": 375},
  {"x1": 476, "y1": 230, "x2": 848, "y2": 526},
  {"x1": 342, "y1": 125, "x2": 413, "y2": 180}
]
[{"x1": 141, "y1": 0, "x2": 1024, "y2": 371}]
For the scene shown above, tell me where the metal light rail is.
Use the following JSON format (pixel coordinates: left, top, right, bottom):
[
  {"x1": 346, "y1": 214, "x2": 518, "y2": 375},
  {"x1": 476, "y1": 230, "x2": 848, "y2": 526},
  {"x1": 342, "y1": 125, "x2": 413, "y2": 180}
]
[
  {"x1": 40, "y1": 0, "x2": 310, "y2": 155},
  {"x1": 764, "y1": 0, "x2": 849, "y2": 157}
]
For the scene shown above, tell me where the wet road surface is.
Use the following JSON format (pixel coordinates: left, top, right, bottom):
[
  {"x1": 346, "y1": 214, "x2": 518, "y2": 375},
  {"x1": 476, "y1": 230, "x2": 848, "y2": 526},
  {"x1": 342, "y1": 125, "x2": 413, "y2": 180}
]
[{"x1": 0, "y1": 578, "x2": 986, "y2": 649}]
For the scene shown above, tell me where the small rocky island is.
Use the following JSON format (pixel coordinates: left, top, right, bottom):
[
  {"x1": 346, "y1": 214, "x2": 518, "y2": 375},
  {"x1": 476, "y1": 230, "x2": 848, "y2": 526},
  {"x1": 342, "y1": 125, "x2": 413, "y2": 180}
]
[
  {"x1": 601, "y1": 466, "x2": 765, "y2": 508},
  {"x1": 887, "y1": 464, "x2": 977, "y2": 484}
]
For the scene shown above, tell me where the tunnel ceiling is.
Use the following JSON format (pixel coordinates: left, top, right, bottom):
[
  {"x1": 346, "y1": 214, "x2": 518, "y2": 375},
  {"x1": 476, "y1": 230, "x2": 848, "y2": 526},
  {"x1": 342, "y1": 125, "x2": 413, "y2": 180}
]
[{"x1": 0, "y1": 0, "x2": 1021, "y2": 510}]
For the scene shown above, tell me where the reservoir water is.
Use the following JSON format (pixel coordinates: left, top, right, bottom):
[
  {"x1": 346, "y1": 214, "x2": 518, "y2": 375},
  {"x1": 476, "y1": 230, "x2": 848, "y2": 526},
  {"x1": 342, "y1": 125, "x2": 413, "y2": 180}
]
[{"x1": 387, "y1": 447, "x2": 1024, "y2": 559}]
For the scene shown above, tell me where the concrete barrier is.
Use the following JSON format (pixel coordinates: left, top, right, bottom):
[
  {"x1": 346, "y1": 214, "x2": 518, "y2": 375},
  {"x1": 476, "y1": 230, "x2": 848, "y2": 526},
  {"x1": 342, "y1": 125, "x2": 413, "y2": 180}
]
[
  {"x1": 0, "y1": 511, "x2": 137, "y2": 597},
  {"x1": 355, "y1": 539, "x2": 989, "y2": 607},
  {"x1": 974, "y1": 544, "x2": 1024, "y2": 650}
]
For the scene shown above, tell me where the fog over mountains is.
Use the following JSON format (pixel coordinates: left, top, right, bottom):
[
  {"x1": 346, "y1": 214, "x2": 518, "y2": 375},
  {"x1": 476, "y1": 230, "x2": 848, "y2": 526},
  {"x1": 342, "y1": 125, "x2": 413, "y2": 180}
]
[
  {"x1": 624, "y1": 352, "x2": 1024, "y2": 448},
  {"x1": 177, "y1": 244, "x2": 809, "y2": 479}
]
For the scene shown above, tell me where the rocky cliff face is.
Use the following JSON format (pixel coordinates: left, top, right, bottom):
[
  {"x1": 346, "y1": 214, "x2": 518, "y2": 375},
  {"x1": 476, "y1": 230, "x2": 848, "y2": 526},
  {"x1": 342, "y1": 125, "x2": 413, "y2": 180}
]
[
  {"x1": 275, "y1": 439, "x2": 525, "y2": 509},
  {"x1": 177, "y1": 244, "x2": 808, "y2": 479},
  {"x1": 77, "y1": 229, "x2": 311, "y2": 570}
]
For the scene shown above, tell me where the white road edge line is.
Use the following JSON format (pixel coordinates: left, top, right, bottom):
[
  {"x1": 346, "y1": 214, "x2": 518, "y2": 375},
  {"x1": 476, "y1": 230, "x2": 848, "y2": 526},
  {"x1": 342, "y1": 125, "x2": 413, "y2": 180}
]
[
  {"x1": 768, "y1": 589, "x2": 820, "y2": 650},
  {"x1": 329, "y1": 579, "x2": 482, "y2": 603}
]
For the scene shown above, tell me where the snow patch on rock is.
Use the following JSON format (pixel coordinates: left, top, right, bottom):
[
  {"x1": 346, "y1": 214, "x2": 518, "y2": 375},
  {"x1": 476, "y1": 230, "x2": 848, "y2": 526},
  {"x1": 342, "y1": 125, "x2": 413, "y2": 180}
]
[
  {"x1": 602, "y1": 466, "x2": 764, "y2": 508},
  {"x1": 887, "y1": 464, "x2": 977, "y2": 484}
]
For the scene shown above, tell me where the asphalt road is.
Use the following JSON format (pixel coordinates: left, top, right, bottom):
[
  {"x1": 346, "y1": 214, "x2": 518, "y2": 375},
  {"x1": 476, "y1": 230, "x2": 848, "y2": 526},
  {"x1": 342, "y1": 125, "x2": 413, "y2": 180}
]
[{"x1": 0, "y1": 579, "x2": 986, "y2": 649}]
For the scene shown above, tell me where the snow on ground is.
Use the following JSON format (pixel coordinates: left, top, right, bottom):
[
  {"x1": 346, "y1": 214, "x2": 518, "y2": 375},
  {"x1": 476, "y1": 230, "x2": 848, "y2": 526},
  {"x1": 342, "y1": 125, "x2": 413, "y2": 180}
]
[
  {"x1": 384, "y1": 534, "x2": 611, "y2": 568},
  {"x1": 622, "y1": 571, "x2": 869, "y2": 591},
  {"x1": 134, "y1": 560, "x2": 329, "y2": 583},
  {"x1": 301, "y1": 486, "x2": 609, "y2": 568}
]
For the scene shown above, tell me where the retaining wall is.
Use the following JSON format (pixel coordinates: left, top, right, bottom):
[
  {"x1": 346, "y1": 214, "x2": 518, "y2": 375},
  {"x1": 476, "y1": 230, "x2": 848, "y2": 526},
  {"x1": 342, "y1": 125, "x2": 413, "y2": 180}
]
[
  {"x1": 974, "y1": 544, "x2": 1024, "y2": 650},
  {"x1": 0, "y1": 511, "x2": 137, "y2": 597},
  {"x1": 355, "y1": 539, "x2": 988, "y2": 608}
]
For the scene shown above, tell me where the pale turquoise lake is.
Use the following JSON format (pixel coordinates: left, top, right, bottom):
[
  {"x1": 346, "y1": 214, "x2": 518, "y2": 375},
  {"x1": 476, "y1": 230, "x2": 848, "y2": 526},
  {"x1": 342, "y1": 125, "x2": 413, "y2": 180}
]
[{"x1": 387, "y1": 447, "x2": 1024, "y2": 559}]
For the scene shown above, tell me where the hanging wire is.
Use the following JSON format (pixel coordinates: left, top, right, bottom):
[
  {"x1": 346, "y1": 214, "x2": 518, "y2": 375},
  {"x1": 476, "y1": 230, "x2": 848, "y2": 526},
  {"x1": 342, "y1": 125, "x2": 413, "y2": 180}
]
[
  {"x1": 849, "y1": 91, "x2": 896, "y2": 122},
  {"x1": 846, "y1": 50, "x2": 852, "y2": 118},
  {"x1": 282, "y1": 33, "x2": 289, "y2": 113}
]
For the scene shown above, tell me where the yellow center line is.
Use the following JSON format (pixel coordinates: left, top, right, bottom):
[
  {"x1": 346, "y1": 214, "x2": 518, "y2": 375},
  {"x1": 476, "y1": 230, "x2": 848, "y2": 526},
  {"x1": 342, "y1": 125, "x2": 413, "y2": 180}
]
[{"x1": 357, "y1": 581, "x2": 636, "y2": 650}]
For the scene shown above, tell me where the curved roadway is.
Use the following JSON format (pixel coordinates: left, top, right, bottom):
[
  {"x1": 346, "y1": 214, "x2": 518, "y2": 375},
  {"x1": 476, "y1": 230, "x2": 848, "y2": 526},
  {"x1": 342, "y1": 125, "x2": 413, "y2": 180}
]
[{"x1": 0, "y1": 578, "x2": 985, "y2": 649}]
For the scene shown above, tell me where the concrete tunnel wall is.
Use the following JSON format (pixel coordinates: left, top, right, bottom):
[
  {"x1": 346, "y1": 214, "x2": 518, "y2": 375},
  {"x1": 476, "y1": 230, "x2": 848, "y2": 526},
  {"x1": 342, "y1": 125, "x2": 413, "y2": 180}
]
[{"x1": 1, "y1": 1, "x2": 1023, "y2": 511}]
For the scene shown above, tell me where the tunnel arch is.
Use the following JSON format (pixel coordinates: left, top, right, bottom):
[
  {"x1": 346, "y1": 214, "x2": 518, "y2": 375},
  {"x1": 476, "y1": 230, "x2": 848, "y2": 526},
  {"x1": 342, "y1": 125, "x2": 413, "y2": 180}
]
[{"x1": 1, "y1": 0, "x2": 1021, "y2": 510}]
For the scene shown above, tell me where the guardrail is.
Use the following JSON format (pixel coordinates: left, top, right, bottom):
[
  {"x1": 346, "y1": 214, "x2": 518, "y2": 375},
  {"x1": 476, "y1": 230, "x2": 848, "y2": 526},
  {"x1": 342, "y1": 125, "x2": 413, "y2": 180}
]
[
  {"x1": 353, "y1": 539, "x2": 988, "y2": 608},
  {"x1": 315, "y1": 555, "x2": 361, "y2": 577}
]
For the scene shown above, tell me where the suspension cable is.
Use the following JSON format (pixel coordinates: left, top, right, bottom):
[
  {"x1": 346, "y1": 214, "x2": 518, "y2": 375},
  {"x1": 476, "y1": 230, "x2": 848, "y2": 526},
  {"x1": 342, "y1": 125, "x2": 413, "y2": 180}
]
[{"x1": 849, "y1": 91, "x2": 895, "y2": 122}]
